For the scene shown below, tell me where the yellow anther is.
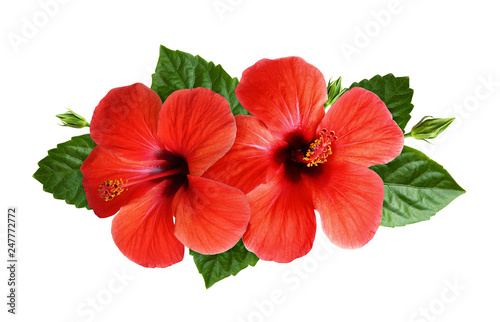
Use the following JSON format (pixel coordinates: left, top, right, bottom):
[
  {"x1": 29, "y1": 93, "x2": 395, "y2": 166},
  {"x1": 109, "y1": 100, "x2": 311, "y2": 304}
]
[
  {"x1": 98, "y1": 179, "x2": 127, "y2": 201},
  {"x1": 303, "y1": 129, "x2": 337, "y2": 167}
]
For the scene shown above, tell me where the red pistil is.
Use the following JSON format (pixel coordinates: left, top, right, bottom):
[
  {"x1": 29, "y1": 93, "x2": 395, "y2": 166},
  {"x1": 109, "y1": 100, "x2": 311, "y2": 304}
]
[{"x1": 98, "y1": 167, "x2": 187, "y2": 201}]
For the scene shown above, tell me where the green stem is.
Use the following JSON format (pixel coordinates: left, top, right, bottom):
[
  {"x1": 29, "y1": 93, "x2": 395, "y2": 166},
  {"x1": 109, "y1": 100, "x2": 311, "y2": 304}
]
[{"x1": 404, "y1": 133, "x2": 412, "y2": 138}]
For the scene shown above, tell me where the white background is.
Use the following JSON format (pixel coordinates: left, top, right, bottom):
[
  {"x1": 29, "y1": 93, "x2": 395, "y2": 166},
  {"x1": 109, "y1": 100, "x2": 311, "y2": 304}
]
[{"x1": 1, "y1": 0, "x2": 499, "y2": 321}]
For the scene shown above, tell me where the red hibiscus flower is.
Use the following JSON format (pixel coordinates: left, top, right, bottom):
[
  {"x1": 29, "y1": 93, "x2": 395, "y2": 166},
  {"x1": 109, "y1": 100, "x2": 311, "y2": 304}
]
[
  {"x1": 204, "y1": 57, "x2": 404, "y2": 263},
  {"x1": 81, "y1": 84, "x2": 251, "y2": 268}
]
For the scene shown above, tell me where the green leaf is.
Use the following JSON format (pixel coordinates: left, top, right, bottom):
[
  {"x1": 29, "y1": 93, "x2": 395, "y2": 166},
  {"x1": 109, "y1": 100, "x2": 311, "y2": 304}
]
[
  {"x1": 350, "y1": 74, "x2": 414, "y2": 131},
  {"x1": 151, "y1": 45, "x2": 249, "y2": 116},
  {"x1": 33, "y1": 134, "x2": 96, "y2": 209},
  {"x1": 190, "y1": 239, "x2": 259, "y2": 288},
  {"x1": 370, "y1": 146, "x2": 465, "y2": 227}
]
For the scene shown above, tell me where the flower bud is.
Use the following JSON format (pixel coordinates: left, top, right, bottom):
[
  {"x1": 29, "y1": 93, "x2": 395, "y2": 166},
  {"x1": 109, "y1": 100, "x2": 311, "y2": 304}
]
[
  {"x1": 407, "y1": 116, "x2": 455, "y2": 140},
  {"x1": 324, "y1": 76, "x2": 347, "y2": 108},
  {"x1": 56, "y1": 109, "x2": 90, "y2": 128}
]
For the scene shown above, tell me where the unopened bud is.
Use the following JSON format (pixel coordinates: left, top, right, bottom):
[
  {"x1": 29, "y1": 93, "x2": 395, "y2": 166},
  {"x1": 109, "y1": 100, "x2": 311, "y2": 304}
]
[
  {"x1": 407, "y1": 116, "x2": 455, "y2": 140},
  {"x1": 56, "y1": 109, "x2": 90, "y2": 128},
  {"x1": 324, "y1": 76, "x2": 347, "y2": 108}
]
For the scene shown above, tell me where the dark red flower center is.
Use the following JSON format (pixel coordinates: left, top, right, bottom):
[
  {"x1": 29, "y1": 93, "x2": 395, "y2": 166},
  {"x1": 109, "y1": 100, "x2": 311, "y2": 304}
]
[
  {"x1": 274, "y1": 128, "x2": 337, "y2": 183},
  {"x1": 285, "y1": 128, "x2": 337, "y2": 166},
  {"x1": 293, "y1": 128, "x2": 337, "y2": 167}
]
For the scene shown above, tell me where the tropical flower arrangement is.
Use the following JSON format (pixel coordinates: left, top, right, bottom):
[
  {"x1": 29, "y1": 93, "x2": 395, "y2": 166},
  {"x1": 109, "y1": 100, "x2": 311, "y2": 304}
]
[{"x1": 34, "y1": 46, "x2": 464, "y2": 288}]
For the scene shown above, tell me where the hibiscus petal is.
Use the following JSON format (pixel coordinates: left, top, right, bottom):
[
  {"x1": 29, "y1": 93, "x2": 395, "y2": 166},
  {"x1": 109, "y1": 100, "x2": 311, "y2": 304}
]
[
  {"x1": 236, "y1": 57, "x2": 327, "y2": 143},
  {"x1": 111, "y1": 181, "x2": 184, "y2": 268},
  {"x1": 320, "y1": 87, "x2": 404, "y2": 167},
  {"x1": 304, "y1": 161, "x2": 384, "y2": 249},
  {"x1": 203, "y1": 115, "x2": 288, "y2": 194},
  {"x1": 81, "y1": 146, "x2": 160, "y2": 218},
  {"x1": 172, "y1": 175, "x2": 251, "y2": 254},
  {"x1": 157, "y1": 88, "x2": 236, "y2": 177},
  {"x1": 90, "y1": 83, "x2": 163, "y2": 161},
  {"x1": 243, "y1": 168, "x2": 316, "y2": 263}
]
